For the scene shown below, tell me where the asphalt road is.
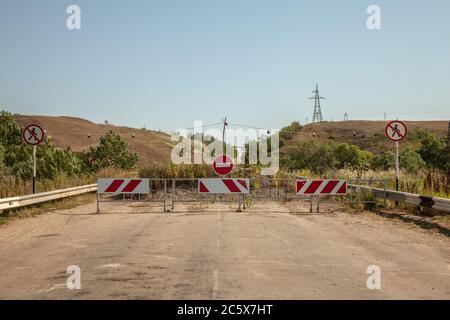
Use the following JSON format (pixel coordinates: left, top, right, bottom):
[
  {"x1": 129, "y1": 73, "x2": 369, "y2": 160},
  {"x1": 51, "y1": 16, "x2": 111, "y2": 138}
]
[{"x1": 0, "y1": 199, "x2": 449, "y2": 299}]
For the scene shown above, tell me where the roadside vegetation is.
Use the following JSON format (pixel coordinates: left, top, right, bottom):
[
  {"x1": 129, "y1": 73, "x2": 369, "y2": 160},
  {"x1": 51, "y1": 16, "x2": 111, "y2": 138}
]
[
  {"x1": 0, "y1": 110, "x2": 138, "y2": 197},
  {"x1": 2, "y1": 111, "x2": 449, "y2": 199},
  {"x1": 242, "y1": 122, "x2": 449, "y2": 197}
]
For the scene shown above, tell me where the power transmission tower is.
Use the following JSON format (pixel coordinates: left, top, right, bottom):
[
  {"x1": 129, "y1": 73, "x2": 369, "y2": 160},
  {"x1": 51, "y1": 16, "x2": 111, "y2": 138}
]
[{"x1": 309, "y1": 84, "x2": 325, "y2": 123}]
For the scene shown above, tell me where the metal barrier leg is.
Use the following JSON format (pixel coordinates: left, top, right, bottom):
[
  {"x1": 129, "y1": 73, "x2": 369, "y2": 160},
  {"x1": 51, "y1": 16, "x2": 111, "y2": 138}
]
[
  {"x1": 163, "y1": 179, "x2": 167, "y2": 212},
  {"x1": 96, "y1": 193, "x2": 100, "y2": 213},
  {"x1": 236, "y1": 195, "x2": 242, "y2": 212},
  {"x1": 383, "y1": 180, "x2": 387, "y2": 208},
  {"x1": 242, "y1": 194, "x2": 246, "y2": 210},
  {"x1": 310, "y1": 195, "x2": 313, "y2": 213},
  {"x1": 317, "y1": 196, "x2": 320, "y2": 213},
  {"x1": 171, "y1": 179, "x2": 175, "y2": 211}
]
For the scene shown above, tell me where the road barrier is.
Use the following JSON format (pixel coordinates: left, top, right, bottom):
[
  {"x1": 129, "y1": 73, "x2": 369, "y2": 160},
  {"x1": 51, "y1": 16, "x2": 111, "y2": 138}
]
[
  {"x1": 296, "y1": 179, "x2": 347, "y2": 195},
  {"x1": 2, "y1": 177, "x2": 449, "y2": 214},
  {"x1": 246, "y1": 177, "x2": 383, "y2": 213},
  {"x1": 0, "y1": 184, "x2": 97, "y2": 212},
  {"x1": 171, "y1": 178, "x2": 247, "y2": 212},
  {"x1": 97, "y1": 178, "x2": 149, "y2": 194},
  {"x1": 96, "y1": 178, "x2": 162, "y2": 213}
]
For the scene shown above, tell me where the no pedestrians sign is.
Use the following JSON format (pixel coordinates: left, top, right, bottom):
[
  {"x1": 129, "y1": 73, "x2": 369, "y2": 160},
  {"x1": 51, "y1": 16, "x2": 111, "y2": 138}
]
[{"x1": 385, "y1": 120, "x2": 407, "y2": 142}]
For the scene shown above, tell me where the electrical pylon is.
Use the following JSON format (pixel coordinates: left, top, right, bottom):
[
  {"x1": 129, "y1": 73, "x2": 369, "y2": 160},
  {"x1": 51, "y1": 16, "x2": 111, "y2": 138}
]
[{"x1": 309, "y1": 84, "x2": 325, "y2": 123}]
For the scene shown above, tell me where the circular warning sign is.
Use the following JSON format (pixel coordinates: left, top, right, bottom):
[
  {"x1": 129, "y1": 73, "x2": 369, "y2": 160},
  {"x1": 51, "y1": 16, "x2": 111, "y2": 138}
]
[
  {"x1": 385, "y1": 120, "x2": 407, "y2": 142},
  {"x1": 22, "y1": 124, "x2": 45, "y2": 146},
  {"x1": 212, "y1": 154, "x2": 234, "y2": 176}
]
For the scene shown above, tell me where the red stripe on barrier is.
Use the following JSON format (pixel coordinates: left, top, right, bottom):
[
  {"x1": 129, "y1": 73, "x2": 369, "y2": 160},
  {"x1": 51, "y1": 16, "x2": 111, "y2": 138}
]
[
  {"x1": 304, "y1": 180, "x2": 322, "y2": 194},
  {"x1": 237, "y1": 179, "x2": 248, "y2": 190},
  {"x1": 199, "y1": 181, "x2": 209, "y2": 193},
  {"x1": 296, "y1": 180, "x2": 306, "y2": 193},
  {"x1": 320, "y1": 180, "x2": 339, "y2": 194},
  {"x1": 105, "y1": 179, "x2": 124, "y2": 192},
  {"x1": 222, "y1": 179, "x2": 241, "y2": 192},
  {"x1": 336, "y1": 182, "x2": 347, "y2": 194},
  {"x1": 122, "y1": 180, "x2": 142, "y2": 192}
]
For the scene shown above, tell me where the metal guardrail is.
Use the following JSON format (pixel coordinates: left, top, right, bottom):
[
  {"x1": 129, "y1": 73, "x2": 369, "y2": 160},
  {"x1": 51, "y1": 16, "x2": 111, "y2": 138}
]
[
  {"x1": 351, "y1": 184, "x2": 450, "y2": 213},
  {"x1": 0, "y1": 184, "x2": 97, "y2": 211}
]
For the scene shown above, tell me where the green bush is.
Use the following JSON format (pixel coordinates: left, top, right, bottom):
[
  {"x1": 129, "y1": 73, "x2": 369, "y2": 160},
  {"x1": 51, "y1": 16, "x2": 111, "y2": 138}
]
[
  {"x1": 418, "y1": 132, "x2": 448, "y2": 171},
  {"x1": 334, "y1": 143, "x2": 373, "y2": 171},
  {"x1": 80, "y1": 131, "x2": 138, "y2": 172},
  {"x1": 282, "y1": 139, "x2": 373, "y2": 175},
  {"x1": 282, "y1": 139, "x2": 336, "y2": 175},
  {"x1": 371, "y1": 151, "x2": 395, "y2": 171},
  {"x1": 399, "y1": 147, "x2": 425, "y2": 174}
]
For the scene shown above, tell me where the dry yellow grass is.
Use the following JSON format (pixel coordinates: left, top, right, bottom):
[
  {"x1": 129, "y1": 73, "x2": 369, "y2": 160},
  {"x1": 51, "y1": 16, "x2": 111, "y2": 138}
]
[
  {"x1": 14, "y1": 114, "x2": 175, "y2": 164},
  {"x1": 290, "y1": 120, "x2": 449, "y2": 153}
]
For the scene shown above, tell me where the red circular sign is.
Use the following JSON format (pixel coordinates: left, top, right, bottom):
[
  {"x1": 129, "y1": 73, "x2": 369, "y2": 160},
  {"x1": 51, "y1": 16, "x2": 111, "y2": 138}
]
[
  {"x1": 385, "y1": 120, "x2": 407, "y2": 142},
  {"x1": 22, "y1": 124, "x2": 45, "y2": 146},
  {"x1": 212, "y1": 154, "x2": 234, "y2": 176}
]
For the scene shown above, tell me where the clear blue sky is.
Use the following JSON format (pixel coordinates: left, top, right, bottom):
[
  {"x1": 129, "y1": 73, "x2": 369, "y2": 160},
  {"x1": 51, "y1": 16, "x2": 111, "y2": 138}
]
[{"x1": 1, "y1": 0, "x2": 449, "y2": 132}]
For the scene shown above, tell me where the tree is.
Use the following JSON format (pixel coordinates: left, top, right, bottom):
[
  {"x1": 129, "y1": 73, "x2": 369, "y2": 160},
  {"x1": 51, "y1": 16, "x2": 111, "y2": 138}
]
[
  {"x1": 36, "y1": 139, "x2": 83, "y2": 179},
  {"x1": 334, "y1": 143, "x2": 373, "y2": 171},
  {"x1": 399, "y1": 147, "x2": 425, "y2": 174},
  {"x1": 418, "y1": 133, "x2": 447, "y2": 171},
  {"x1": 0, "y1": 144, "x2": 6, "y2": 175},
  {"x1": 0, "y1": 110, "x2": 22, "y2": 146},
  {"x1": 0, "y1": 111, "x2": 32, "y2": 177},
  {"x1": 81, "y1": 131, "x2": 138, "y2": 171},
  {"x1": 279, "y1": 121, "x2": 302, "y2": 147},
  {"x1": 282, "y1": 139, "x2": 335, "y2": 175},
  {"x1": 371, "y1": 151, "x2": 395, "y2": 171}
]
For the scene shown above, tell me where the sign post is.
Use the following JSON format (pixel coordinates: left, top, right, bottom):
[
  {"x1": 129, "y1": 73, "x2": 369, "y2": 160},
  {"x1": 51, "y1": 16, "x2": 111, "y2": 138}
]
[
  {"x1": 33, "y1": 145, "x2": 37, "y2": 194},
  {"x1": 385, "y1": 120, "x2": 407, "y2": 205},
  {"x1": 22, "y1": 124, "x2": 45, "y2": 194}
]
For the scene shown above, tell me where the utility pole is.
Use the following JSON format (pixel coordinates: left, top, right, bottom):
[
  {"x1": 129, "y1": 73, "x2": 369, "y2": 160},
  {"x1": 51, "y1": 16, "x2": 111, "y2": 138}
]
[
  {"x1": 222, "y1": 117, "x2": 227, "y2": 155},
  {"x1": 309, "y1": 84, "x2": 325, "y2": 123}
]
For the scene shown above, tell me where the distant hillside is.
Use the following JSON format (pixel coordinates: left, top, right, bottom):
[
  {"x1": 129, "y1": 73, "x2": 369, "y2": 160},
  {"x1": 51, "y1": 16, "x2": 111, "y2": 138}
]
[
  {"x1": 13, "y1": 115, "x2": 175, "y2": 164},
  {"x1": 284, "y1": 120, "x2": 449, "y2": 154}
]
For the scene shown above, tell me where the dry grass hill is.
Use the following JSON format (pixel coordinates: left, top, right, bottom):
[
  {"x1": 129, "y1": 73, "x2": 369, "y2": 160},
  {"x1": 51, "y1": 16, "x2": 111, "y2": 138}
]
[
  {"x1": 287, "y1": 120, "x2": 449, "y2": 153},
  {"x1": 13, "y1": 115, "x2": 175, "y2": 164}
]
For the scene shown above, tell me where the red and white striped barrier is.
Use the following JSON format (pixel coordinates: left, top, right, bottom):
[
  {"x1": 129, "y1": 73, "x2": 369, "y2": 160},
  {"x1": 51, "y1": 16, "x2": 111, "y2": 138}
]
[
  {"x1": 296, "y1": 179, "x2": 347, "y2": 195},
  {"x1": 97, "y1": 179, "x2": 149, "y2": 194},
  {"x1": 198, "y1": 178, "x2": 250, "y2": 194}
]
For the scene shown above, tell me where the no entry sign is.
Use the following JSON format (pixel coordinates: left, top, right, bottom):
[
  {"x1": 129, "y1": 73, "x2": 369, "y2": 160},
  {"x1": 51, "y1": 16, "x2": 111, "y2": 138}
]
[
  {"x1": 212, "y1": 154, "x2": 234, "y2": 176},
  {"x1": 385, "y1": 120, "x2": 407, "y2": 142},
  {"x1": 23, "y1": 124, "x2": 45, "y2": 146}
]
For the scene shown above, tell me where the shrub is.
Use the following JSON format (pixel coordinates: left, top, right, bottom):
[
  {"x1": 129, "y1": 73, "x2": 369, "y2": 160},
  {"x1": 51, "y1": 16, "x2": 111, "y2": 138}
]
[
  {"x1": 399, "y1": 147, "x2": 425, "y2": 174},
  {"x1": 80, "y1": 131, "x2": 138, "y2": 172},
  {"x1": 371, "y1": 151, "x2": 395, "y2": 171}
]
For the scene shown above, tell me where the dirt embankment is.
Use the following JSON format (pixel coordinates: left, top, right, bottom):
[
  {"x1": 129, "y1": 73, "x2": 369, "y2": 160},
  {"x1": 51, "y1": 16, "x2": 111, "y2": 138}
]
[{"x1": 14, "y1": 115, "x2": 175, "y2": 164}]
